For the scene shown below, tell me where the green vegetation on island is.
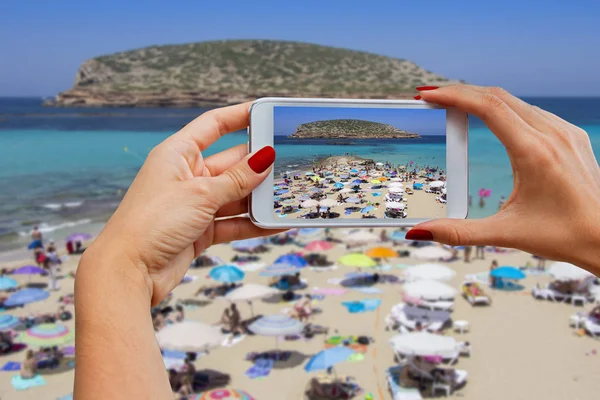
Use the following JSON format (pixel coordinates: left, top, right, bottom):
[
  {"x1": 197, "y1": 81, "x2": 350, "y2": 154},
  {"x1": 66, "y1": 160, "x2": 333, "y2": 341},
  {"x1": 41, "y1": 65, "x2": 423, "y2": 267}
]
[{"x1": 289, "y1": 119, "x2": 420, "y2": 139}]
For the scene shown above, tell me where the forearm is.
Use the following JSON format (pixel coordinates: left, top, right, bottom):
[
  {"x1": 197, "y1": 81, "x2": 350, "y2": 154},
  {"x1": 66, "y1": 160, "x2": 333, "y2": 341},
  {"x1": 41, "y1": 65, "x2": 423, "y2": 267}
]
[{"x1": 74, "y1": 244, "x2": 171, "y2": 400}]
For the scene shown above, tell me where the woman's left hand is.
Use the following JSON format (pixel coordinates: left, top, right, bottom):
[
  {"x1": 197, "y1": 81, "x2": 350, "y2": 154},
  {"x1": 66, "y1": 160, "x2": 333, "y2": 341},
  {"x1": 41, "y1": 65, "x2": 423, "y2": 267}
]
[{"x1": 85, "y1": 102, "x2": 279, "y2": 305}]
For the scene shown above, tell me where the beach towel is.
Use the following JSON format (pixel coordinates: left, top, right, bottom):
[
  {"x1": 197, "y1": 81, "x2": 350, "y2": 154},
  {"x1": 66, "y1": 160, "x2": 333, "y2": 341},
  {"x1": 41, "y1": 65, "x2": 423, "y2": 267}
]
[
  {"x1": 348, "y1": 353, "x2": 365, "y2": 362},
  {"x1": 245, "y1": 358, "x2": 274, "y2": 379},
  {"x1": 2, "y1": 361, "x2": 21, "y2": 371},
  {"x1": 326, "y1": 278, "x2": 343, "y2": 285},
  {"x1": 354, "y1": 287, "x2": 383, "y2": 294},
  {"x1": 11, "y1": 374, "x2": 46, "y2": 390},
  {"x1": 362, "y1": 298, "x2": 382, "y2": 311},
  {"x1": 341, "y1": 299, "x2": 381, "y2": 313},
  {"x1": 345, "y1": 210, "x2": 352, "y2": 215},
  {"x1": 312, "y1": 287, "x2": 347, "y2": 296}
]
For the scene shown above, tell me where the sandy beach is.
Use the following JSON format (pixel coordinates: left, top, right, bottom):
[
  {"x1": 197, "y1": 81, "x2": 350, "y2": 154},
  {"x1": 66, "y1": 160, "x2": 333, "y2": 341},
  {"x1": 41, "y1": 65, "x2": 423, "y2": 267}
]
[
  {"x1": 274, "y1": 156, "x2": 447, "y2": 221},
  {"x1": 1, "y1": 228, "x2": 599, "y2": 400}
]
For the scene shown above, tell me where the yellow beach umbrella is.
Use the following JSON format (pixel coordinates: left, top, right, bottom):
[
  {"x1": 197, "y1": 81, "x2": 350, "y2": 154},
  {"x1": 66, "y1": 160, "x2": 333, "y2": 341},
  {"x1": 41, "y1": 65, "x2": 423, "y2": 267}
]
[
  {"x1": 370, "y1": 179, "x2": 381, "y2": 184},
  {"x1": 339, "y1": 253, "x2": 377, "y2": 268},
  {"x1": 311, "y1": 176, "x2": 322, "y2": 182},
  {"x1": 365, "y1": 247, "x2": 398, "y2": 259}
]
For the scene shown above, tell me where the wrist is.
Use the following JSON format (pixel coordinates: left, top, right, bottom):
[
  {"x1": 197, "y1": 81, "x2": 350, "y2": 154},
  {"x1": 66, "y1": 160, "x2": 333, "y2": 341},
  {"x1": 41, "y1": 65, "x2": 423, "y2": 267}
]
[{"x1": 570, "y1": 219, "x2": 600, "y2": 276}]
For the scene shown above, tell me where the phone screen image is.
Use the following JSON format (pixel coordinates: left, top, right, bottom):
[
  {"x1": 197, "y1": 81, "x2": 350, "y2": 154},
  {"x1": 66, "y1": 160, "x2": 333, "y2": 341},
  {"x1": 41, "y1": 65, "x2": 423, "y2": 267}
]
[{"x1": 273, "y1": 106, "x2": 447, "y2": 220}]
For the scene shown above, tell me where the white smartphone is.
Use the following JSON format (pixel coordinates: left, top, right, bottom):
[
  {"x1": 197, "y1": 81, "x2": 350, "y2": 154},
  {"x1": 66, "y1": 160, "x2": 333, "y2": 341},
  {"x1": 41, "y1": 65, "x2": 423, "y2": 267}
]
[{"x1": 248, "y1": 98, "x2": 468, "y2": 228}]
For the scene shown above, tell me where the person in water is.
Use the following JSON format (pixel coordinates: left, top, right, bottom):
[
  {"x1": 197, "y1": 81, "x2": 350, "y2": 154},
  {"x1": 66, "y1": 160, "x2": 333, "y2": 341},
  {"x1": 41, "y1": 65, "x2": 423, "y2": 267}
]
[{"x1": 73, "y1": 86, "x2": 600, "y2": 398}]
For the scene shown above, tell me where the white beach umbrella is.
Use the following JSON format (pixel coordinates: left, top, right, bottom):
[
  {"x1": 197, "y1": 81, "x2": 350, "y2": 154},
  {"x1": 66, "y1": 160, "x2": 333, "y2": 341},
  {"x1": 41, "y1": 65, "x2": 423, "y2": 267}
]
[
  {"x1": 225, "y1": 283, "x2": 278, "y2": 302},
  {"x1": 345, "y1": 230, "x2": 380, "y2": 246},
  {"x1": 370, "y1": 172, "x2": 382, "y2": 177},
  {"x1": 411, "y1": 246, "x2": 453, "y2": 261},
  {"x1": 403, "y1": 280, "x2": 457, "y2": 300},
  {"x1": 388, "y1": 187, "x2": 404, "y2": 194},
  {"x1": 390, "y1": 177, "x2": 403, "y2": 182},
  {"x1": 389, "y1": 332, "x2": 457, "y2": 357},
  {"x1": 157, "y1": 321, "x2": 224, "y2": 352},
  {"x1": 376, "y1": 162, "x2": 384, "y2": 166},
  {"x1": 389, "y1": 182, "x2": 404, "y2": 188},
  {"x1": 548, "y1": 262, "x2": 595, "y2": 281},
  {"x1": 319, "y1": 199, "x2": 338, "y2": 207},
  {"x1": 301, "y1": 199, "x2": 319, "y2": 208},
  {"x1": 339, "y1": 188, "x2": 353, "y2": 194},
  {"x1": 404, "y1": 263, "x2": 456, "y2": 281},
  {"x1": 429, "y1": 181, "x2": 445, "y2": 188},
  {"x1": 385, "y1": 201, "x2": 406, "y2": 210}
]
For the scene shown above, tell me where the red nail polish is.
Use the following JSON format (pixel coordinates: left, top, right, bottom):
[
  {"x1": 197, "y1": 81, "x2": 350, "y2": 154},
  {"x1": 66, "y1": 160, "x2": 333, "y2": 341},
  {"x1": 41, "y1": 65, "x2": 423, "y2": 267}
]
[
  {"x1": 405, "y1": 229, "x2": 433, "y2": 241},
  {"x1": 414, "y1": 95, "x2": 422, "y2": 100},
  {"x1": 415, "y1": 86, "x2": 439, "y2": 91},
  {"x1": 248, "y1": 146, "x2": 276, "y2": 173}
]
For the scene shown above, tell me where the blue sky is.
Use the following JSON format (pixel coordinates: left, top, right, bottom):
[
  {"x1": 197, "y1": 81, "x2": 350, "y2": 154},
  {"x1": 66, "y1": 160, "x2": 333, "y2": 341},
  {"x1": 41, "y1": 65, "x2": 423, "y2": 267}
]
[
  {"x1": 274, "y1": 107, "x2": 446, "y2": 136},
  {"x1": 1, "y1": 0, "x2": 599, "y2": 96}
]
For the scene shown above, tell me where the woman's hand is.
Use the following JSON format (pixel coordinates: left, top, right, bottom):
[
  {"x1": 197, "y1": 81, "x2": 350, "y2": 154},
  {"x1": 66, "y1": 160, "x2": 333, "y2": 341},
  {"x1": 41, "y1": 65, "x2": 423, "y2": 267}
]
[
  {"x1": 408, "y1": 85, "x2": 600, "y2": 274},
  {"x1": 84, "y1": 102, "x2": 279, "y2": 305}
]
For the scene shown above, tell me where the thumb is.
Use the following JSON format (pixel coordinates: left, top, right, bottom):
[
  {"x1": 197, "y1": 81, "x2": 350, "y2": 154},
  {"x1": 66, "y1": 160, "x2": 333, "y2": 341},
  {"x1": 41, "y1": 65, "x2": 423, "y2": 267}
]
[
  {"x1": 209, "y1": 146, "x2": 276, "y2": 207},
  {"x1": 406, "y1": 216, "x2": 507, "y2": 247}
]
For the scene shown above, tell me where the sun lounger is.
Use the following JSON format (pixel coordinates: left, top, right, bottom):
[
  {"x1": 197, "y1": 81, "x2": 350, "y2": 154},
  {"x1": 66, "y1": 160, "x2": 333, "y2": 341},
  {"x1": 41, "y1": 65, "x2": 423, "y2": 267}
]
[
  {"x1": 386, "y1": 365, "x2": 423, "y2": 400},
  {"x1": 584, "y1": 318, "x2": 600, "y2": 339},
  {"x1": 431, "y1": 369, "x2": 468, "y2": 397},
  {"x1": 461, "y1": 282, "x2": 491, "y2": 306},
  {"x1": 531, "y1": 284, "x2": 568, "y2": 302}
]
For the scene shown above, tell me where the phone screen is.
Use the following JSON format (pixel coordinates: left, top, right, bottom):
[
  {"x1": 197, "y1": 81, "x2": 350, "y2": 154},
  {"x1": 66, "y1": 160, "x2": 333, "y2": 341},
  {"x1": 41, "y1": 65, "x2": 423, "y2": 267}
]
[{"x1": 272, "y1": 106, "x2": 447, "y2": 220}]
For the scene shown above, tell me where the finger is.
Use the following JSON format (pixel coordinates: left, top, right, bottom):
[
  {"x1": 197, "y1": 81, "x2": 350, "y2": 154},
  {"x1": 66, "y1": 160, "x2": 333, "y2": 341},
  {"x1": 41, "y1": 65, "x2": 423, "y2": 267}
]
[
  {"x1": 208, "y1": 146, "x2": 276, "y2": 207},
  {"x1": 406, "y1": 215, "x2": 512, "y2": 247},
  {"x1": 215, "y1": 198, "x2": 248, "y2": 218},
  {"x1": 204, "y1": 143, "x2": 248, "y2": 176},
  {"x1": 212, "y1": 217, "x2": 286, "y2": 245},
  {"x1": 418, "y1": 85, "x2": 533, "y2": 151},
  {"x1": 177, "y1": 102, "x2": 252, "y2": 151}
]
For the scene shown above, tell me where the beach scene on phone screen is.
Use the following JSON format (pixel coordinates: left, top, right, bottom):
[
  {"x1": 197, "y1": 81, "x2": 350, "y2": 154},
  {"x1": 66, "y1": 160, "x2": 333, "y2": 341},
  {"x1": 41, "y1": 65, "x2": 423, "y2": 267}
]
[{"x1": 272, "y1": 106, "x2": 447, "y2": 220}]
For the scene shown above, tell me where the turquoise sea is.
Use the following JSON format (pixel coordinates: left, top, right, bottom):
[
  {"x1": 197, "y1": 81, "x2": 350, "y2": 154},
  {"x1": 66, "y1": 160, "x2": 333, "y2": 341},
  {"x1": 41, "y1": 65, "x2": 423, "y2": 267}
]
[{"x1": 1, "y1": 97, "x2": 599, "y2": 251}]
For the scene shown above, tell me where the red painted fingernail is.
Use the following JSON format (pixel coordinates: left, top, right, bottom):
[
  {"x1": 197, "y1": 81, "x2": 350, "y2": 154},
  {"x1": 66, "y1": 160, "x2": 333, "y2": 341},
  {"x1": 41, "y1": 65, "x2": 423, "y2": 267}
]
[
  {"x1": 416, "y1": 86, "x2": 439, "y2": 91},
  {"x1": 248, "y1": 146, "x2": 276, "y2": 173},
  {"x1": 414, "y1": 95, "x2": 422, "y2": 100},
  {"x1": 405, "y1": 229, "x2": 433, "y2": 241}
]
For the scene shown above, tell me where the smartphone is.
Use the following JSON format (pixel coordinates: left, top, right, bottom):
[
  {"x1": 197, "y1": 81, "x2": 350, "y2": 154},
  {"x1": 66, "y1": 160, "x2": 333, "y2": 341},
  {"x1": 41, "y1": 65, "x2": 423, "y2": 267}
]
[{"x1": 248, "y1": 98, "x2": 468, "y2": 228}]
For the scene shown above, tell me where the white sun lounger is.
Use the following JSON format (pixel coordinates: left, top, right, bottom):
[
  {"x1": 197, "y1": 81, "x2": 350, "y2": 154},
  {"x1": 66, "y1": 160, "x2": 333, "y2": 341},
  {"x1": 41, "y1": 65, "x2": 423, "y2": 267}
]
[
  {"x1": 431, "y1": 369, "x2": 468, "y2": 397},
  {"x1": 386, "y1": 365, "x2": 423, "y2": 400},
  {"x1": 584, "y1": 318, "x2": 600, "y2": 339}
]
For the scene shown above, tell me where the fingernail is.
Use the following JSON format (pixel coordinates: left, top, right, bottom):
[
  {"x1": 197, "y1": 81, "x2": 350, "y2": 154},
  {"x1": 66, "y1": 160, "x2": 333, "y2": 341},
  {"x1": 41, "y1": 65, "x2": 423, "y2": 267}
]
[
  {"x1": 248, "y1": 146, "x2": 276, "y2": 173},
  {"x1": 405, "y1": 229, "x2": 433, "y2": 241},
  {"x1": 416, "y1": 86, "x2": 439, "y2": 91},
  {"x1": 414, "y1": 95, "x2": 422, "y2": 100}
]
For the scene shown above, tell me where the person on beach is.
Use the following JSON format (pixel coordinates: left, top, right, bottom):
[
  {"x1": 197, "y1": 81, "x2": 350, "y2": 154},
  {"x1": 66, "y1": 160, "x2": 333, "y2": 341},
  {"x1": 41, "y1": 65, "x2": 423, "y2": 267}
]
[
  {"x1": 46, "y1": 240, "x2": 61, "y2": 290},
  {"x1": 73, "y1": 86, "x2": 600, "y2": 398},
  {"x1": 30, "y1": 226, "x2": 42, "y2": 249},
  {"x1": 489, "y1": 260, "x2": 499, "y2": 287},
  {"x1": 464, "y1": 246, "x2": 472, "y2": 263},
  {"x1": 20, "y1": 349, "x2": 37, "y2": 379},
  {"x1": 475, "y1": 245, "x2": 485, "y2": 260}
]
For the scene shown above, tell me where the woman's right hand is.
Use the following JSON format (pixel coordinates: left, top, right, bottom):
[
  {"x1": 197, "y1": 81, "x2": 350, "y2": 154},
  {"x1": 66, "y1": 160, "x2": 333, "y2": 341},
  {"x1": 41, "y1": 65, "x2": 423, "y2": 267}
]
[{"x1": 407, "y1": 85, "x2": 600, "y2": 275}]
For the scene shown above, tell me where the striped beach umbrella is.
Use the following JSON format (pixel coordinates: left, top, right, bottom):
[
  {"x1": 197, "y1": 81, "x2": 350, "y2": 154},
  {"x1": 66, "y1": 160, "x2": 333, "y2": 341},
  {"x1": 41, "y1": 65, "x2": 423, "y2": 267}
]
[
  {"x1": 191, "y1": 389, "x2": 255, "y2": 400},
  {"x1": 0, "y1": 276, "x2": 18, "y2": 291},
  {"x1": 18, "y1": 323, "x2": 74, "y2": 347},
  {"x1": 209, "y1": 265, "x2": 245, "y2": 283},
  {"x1": 248, "y1": 315, "x2": 304, "y2": 337},
  {"x1": 0, "y1": 315, "x2": 20, "y2": 330}
]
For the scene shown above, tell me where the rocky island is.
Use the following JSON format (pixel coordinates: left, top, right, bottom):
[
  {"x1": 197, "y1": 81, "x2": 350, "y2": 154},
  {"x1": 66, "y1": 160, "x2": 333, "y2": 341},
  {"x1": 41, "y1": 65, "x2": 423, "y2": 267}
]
[
  {"x1": 46, "y1": 40, "x2": 461, "y2": 108},
  {"x1": 289, "y1": 119, "x2": 420, "y2": 139}
]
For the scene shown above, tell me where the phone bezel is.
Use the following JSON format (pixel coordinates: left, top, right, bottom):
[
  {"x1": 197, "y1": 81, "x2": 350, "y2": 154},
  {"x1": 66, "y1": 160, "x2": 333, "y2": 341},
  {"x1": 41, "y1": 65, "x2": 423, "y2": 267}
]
[{"x1": 248, "y1": 97, "x2": 468, "y2": 228}]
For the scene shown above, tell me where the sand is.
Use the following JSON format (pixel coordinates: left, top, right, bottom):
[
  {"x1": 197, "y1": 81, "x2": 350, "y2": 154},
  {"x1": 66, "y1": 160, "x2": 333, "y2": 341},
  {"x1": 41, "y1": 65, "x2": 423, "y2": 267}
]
[
  {"x1": 274, "y1": 157, "x2": 446, "y2": 220},
  {"x1": 1, "y1": 229, "x2": 600, "y2": 400}
]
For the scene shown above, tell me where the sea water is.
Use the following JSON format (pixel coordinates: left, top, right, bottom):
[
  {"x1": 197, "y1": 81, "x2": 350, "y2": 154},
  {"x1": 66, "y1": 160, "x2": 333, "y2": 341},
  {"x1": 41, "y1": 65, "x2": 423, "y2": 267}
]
[{"x1": 1, "y1": 97, "x2": 599, "y2": 251}]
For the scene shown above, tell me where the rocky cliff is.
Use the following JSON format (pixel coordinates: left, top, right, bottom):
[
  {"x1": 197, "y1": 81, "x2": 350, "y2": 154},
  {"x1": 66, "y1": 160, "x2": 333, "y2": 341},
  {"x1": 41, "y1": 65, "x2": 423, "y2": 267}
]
[
  {"x1": 47, "y1": 40, "x2": 461, "y2": 107},
  {"x1": 289, "y1": 119, "x2": 420, "y2": 139}
]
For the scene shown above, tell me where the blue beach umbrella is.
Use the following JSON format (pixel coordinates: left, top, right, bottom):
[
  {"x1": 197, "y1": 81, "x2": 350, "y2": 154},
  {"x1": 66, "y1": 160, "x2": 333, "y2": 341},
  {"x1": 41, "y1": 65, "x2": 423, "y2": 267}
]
[
  {"x1": 209, "y1": 265, "x2": 245, "y2": 283},
  {"x1": 0, "y1": 315, "x2": 20, "y2": 330},
  {"x1": 324, "y1": 171, "x2": 333, "y2": 176},
  {"x1": 340, "y1": 174, "x2": 349, "y2": 179},
  {"x1": 232, "y1": 237, "x2": 266, "y2": 251},
  {"x1": 298, "y1": 228, "x2": 322, "y2": 237},
  {"x1": 352, "y1": 179, "x2": 362, "y2": 184},
  {"x1": 0, "y1": 276, "x2": 18, "y2": 291},
  {"x1": 259, "y1": 264, "x2": 301, "y2": 277},
  {"x1": 361, "y1": 206, "x2": 375, "y2": 214},
  {"x1": 346, "y1": 197, "x2": 360, "y2": 204},
  {"x1": 333, "y1": 182, "x2": 344, "y2": 189},
  {"x1": 273, "y1": 185, "x2": 281, "y2": 190},
  {"x1": 350, "y1": 169, "x2": 358, "y2": 173},
  {"x1": 304, "y1": 347, "x2": 355, "y2": 372},
  {"x1": 305, "y1": 172, "x2": 315, "y2": 176},
  {"x1": 275, "y1": 189, "x2": 289, "y2": 195},
  {"x1": 490, "y1": 266, "x2": 526, "y2": 280},
  {"x1": 390, "y1": 230, "x2": 407, "y2": 241},
  {"x1": 4, "y1": 288, "x2": 50, "y2": 307},
  {"x1": 274, "y1": 254, "x2": 307, "y2": 268}
]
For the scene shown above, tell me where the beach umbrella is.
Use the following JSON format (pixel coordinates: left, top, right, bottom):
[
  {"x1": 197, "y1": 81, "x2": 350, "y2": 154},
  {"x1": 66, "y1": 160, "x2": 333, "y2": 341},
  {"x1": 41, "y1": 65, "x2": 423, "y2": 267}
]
[
  {"x1": 209, "y1": 265, "x2": 245, "y2": 283},
  {"x1": 4, "y1": 288, "x2": 50, "y2": 307},
  {"x1": 13, "y1": 265, "x2": 46, "y2": 275},
  {"x1": 490, "y1": 266, "x2": 526, "y2": 280},
  {"x1": 352, "y1": 179, "x2": 362, "y2": 184},
  {"x1": 305, "y1": 240, "x2": 334, "y2": 251},
  {"x1": 365, "y1": 247, "x2": 398, "y2": 259},
  {"x1": 376, "y1": 162, "x2": 384, "y2": 166},
  {"x1": 305, "y1": 172, "x2": 315, "y2": 176},
  {"x1": 275, "y1": 189, "x2": 289, "y2": 195},
  {"x1": 0, "y1": 276, "x2": 18, "y2": 291},
  {"x1": 339, "y1": 188, "x2": 353, "y2": 194},
  {"x1": 224, "y1": 283, "x2": 279, "y2": 316},
  {"x1": 548, "y1": 262, "x2": 594, "y2": 281},
  {"x1": 297, "y1": 228, "x2": 322, "y2": 237},
  {"x1": 389, "y1": 186, "x2": 404, "y2": 194},
  {"x1": 274, "y1": 254, "x2": 307, "y2": 268},
  {"x1": 390, "y1": 230, "x2": 407, "y2": 241},
  {"x1": 340, "y1": 174, "x2": 349, "y2": 179},
  {"x1": 65, "y1": 232, "x2": 92, "y2": 242},
  {"x1": 0, "y1": 315, "x2": 20, "y2": 330},
  {"x1": 310, "y1": 176, "x2": 322, "y2": 182},
  {"x1": 325, "y1": 171, "x2": 334, "y2": 176},
  {"x1": 390, "y1": 177, "x2": 402, "y2": 182},
  {"x1": 345, "y1": 197, "x2": 360, "y2": 204},
  {"x1": 273, "y1": 185, "x2": 282, "y2": 190},
  {"x1": 379, "y1": 177, "x2": 388, "y2": 182},
  {"x1": 411, "y1": 246, "x2": 453, "y2": 260},
  {"x1": 370, "y1": 179, "x2": 381, "y2": 184},
  {"x1": 304, "y1": 347, "x2": 355, "y2": 372},
  {"x1": 301, "y1": 199, "x2": 319, "y2": 208},
  {"x1": 157, "y1": 321, "x2": 224, "y2": 352},
  {"x1": 259, "y1": 264, "x2": 301, "y2": 277},
  {"x1": 386, "y1": 201, "x2": 405, "y2": 210},
  {"x1": 404, "y1": 263, "x2": 456, "y2": 281},
  {"x1": 248, "y1": 314, "x2": 304, "y2": 337},
  {"x1": 389, "y1": 332, "x2": 457, "y2": 357},
  {"x1": 298, "y1": 195, "x2": 311, "y2": 201},
  {"x1": 191, "y1": 389, "x2": 256, "y2": 400},
  {"x1": 232, "y1": 238, "x2": 266, "y2": 251},
  {"x1": 403, "y1": 280, "x2": 457, "y2": 300},
  {"x1": 18, "y1": 323, "x2": 74, "y2": 347},
  {"x1": 309, "y1": 188, "x2": 323, "y2": 193},
  {"x1": 350, "y1": 169, "x2": 359, "y2": 173},
  {"x1": 429, "y1": 181, "x2": 445, "y2": 188},
  {"x1": 361, "y1": 206, "x2": 375, "y2": 214},
  {"x1": 333, "y1": 182, "x2": 344, "y2": 189},
  {"x1": 319, "y1": 199, "x2": 338, "y2": 208},
  {"x1": 339, "y1": 253, "x2": 377, "y2": 268}
]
